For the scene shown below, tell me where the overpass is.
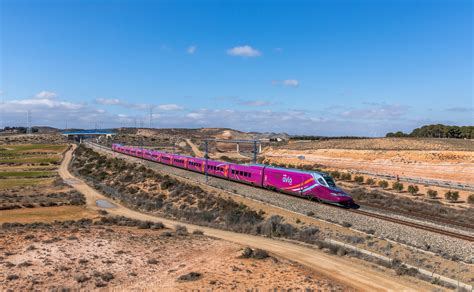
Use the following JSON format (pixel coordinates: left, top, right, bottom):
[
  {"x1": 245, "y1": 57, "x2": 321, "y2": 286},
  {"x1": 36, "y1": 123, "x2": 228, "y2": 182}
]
[{"x1": 61, "y1": 130, "x2": 116, "y2": 142}]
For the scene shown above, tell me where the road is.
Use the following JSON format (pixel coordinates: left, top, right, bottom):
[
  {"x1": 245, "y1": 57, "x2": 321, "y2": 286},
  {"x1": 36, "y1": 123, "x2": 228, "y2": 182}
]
[
  {"x1": 59, "y1": 144, "x2": 437, "y2": 291},
  {"x1": 185, "y1": 138, "x2": 204, "y2": 157}
]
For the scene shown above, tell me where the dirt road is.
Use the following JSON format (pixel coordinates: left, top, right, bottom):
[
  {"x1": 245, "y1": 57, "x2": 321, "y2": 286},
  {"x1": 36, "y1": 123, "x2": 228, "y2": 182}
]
[
  {"x1": 185, "y1": 139, "x2": 204, "y2": 157},
  {"x1": 59, "y1": 145, "x2": 436, "y2": 291}
]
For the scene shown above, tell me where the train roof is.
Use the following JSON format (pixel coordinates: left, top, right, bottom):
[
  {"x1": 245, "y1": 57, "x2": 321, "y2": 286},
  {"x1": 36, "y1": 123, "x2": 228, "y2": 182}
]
[{"x1": 248, "y1": 163, "x2": 328, "y2": 176}]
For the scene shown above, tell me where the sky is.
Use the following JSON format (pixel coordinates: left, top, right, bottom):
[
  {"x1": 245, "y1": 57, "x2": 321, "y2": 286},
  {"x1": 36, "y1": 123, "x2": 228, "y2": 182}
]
[{"x1": 0, "y1": 0, "x2": 472, "y2": 136}]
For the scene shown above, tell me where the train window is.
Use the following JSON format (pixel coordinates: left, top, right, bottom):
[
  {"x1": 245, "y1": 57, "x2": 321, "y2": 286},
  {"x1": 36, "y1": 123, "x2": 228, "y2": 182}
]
[{"x1": 317, "y1": 178, "x2": 327, "y2": 186}]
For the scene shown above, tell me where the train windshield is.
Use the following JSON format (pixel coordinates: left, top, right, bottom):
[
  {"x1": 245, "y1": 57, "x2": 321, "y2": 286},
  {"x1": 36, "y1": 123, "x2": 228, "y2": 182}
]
[{"x1": 323, "y1": 176, "x2": 337, "y2": 188}]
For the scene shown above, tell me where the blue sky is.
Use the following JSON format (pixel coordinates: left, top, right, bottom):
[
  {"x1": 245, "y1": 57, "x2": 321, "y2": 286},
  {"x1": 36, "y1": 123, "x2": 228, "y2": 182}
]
[{"x1": 1, "y1": 0, "x2": 472, "y2": 136}]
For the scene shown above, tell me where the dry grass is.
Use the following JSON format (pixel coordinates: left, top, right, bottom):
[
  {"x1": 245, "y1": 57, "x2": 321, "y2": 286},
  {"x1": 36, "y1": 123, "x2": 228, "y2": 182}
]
[
  {"x1": 0, "y1": 178, "x2": 53, "y2": 189},
  {"x1": 0, "y1": 206, "x2": 96, "y2": 223},
  {"x1": 283, "y1": 138, "x2": 474, "y2": 151}
]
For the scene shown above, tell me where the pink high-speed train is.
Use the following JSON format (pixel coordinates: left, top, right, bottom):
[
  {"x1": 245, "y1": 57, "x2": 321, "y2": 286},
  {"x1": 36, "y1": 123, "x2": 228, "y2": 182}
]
[{"x1": 112, "y1": 144, "x2": 354, "y2": 206}]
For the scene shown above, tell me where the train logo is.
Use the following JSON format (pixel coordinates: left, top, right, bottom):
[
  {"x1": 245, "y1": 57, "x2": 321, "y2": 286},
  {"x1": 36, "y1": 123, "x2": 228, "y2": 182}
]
[{"x1": 282, "y1": 174, "x2": 293, "y2": 185}]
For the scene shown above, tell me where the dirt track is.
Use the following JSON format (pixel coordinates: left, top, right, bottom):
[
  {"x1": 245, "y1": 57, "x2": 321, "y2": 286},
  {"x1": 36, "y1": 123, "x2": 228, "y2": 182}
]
[{"x1": 60, "y1": 145, "x2": 437, "y2": 291}]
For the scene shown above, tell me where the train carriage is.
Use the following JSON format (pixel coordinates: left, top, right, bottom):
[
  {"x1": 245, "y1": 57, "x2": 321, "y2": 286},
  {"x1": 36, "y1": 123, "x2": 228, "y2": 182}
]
[
  {"x1": 149, "y1": 151, "x2": 162, "y2": 162},
  {"x1": 172, "y1": 154, "x2": 188, "y2": 169},
  {"x1": 160, "y1": 153, "x2": 173, "y2": 165},
  {"x1": 263, "y1": 166, "x2": 352, "y2": 205},
  {"x1": 187, "y1": 157, "x2": 205, "y2": 173},
  {"x1": 228, "y1": 164, "x2": 264, "y2": 186},
  {"x1": 205, "y1": 160, "x2": 229, "y2": 178},
  {"x1": 142, "y1": 149, "x2": 153, "y2": 160}
]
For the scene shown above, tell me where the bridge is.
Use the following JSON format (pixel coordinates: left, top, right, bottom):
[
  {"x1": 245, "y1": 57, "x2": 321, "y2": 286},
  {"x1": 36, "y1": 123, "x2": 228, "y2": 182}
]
[{"x1": 61, "y1": 130, "x2": 117, "y2": 142}]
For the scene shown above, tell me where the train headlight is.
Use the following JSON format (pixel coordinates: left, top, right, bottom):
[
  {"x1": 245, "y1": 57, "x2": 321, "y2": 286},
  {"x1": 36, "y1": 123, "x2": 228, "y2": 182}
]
[{"x1": 330, "y1": 192, "x2": 347, "y2": 197}]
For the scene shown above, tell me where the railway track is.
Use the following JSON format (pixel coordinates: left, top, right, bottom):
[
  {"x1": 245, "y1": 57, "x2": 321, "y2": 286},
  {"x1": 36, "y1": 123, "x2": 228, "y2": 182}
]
[
  {"x1": 360, "y1": 203, "x2": 474, "y2": 231},
  {"x1": 350, "y1": 209, "x2": 474, "y2": 242},
  {"x1": 85, "y1": 141, "x2": 474, "y2": 242}
]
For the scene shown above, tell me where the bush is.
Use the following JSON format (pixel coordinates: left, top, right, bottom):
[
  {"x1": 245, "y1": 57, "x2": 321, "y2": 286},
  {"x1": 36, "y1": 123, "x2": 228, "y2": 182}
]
[
  {"x1": 427, "y1": 189, "x2": 438, "y2": 199},
  {"x1": 192, "y1": 229, "x2": 204, "y2": 235},
  {"x1": 341, "y1": 173, "x2": 352, "y2": 181},
  {"x1": 342, "y1": 221, "x2": 352, "y2": 228},
  {"x1": 407, "y1": 185, "x2": 419, "y2": 195},
  {"x1": 330, "y1": 171, "x2": 340, "y2": 179},
  {"x1": 378, "y1": 180, "x2": 388, "y2": 189},
  {"x1": 392, "y1": 182, "x2": 404, "y2": 192},
  {"x1": 354, "y1": 176, "x2": 364, "y2": 184},
  {"x1": 240, "y1": 247, "x2": 253, "y2": 258},
  {"x1": 468, "y1": 194, "x2": 474, "y2": 204},
  {"x1": 444, "y1": 191, "x2": 459, "y2": 202},
  {"x1": 253, "y1": 249, "x2": 269, "y2": 259},
  {"x1": 177, "y1": 272, "x2": 202, "y2": 282},
  {"x1": 366, "y1": 178, "x2": 375, "y2": 185},
  {"x1": 74, "y1": 273, "x2": 89, "y2": 283},
  {"x1": 175, "y1": 225, "x2": 188, "y2": 235}
]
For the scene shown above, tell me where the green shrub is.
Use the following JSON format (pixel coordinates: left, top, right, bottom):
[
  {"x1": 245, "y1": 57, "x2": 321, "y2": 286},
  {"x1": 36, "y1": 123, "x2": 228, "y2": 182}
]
[
  {"x1": 341, "y1": 173, "x2": 352, "y2": 181},
  {"x1": 354, "y1": 175, "x2": 364, "y2": 184},
  {"x1": 330, "y1": 171, "x2": 341, "y2": 179},
  {"x1": 427, "y1": 189, "x2": 438, "y2": 199},
  {"x1": 366, "y1": 178, "x2": 375, "y2": 185},
  {"x1": 378, "y1": 180, "x2": 389, "y2": 189},
  {"x1": 392, "y1": 182, "x2": 404, "y2": 192},
  {"x1": 444, "y1": 191, "x2": 459, "y2": 202},
  {"x1": 468, "y1": 194, "x2": 474, "y2": 204},
  {"x1": 407, "y1": 185, "x2": 419, "y2": 195}
]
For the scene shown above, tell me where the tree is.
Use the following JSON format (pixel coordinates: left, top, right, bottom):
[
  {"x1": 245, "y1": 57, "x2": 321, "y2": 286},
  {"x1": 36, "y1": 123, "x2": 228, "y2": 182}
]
[
  {"x1": 427, "y1": 189, "x2": 438, "y2": 199},
  {"x1": 354, "y1": 175, "x2": 364, "y2": 184},
  {"x1": 366, "y1": 178, "x2": 376, "y2": 185},
  {"x1": 378, "y1": 180, "x2": 389, "y2": 189},
  {"x1": 392, "y1": 182, "x2": 404, "y2": 192},
  {"x1": 407, "y1": 185, "x2": 419, "y2": 195},
  {"x1": 444, "y1": 191, "x2": 459, "y2": 202},
  {"x1": 468, "y1": 194, "x2": 474, "y2": 205},
  {"x1": 341, "y1": 173, "x2": 352, "y2": 181}
]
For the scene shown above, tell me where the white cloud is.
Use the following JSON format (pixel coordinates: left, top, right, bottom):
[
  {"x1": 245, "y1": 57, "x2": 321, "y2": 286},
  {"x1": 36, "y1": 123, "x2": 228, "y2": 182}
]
[
  {"x1": 341, "y1": 104, "x2": 409, "y2": 119},
  {"x1": 187, "y1": 45, "x2": 197, "y2": 54},
  {"x1": 226, "y1": 45, "x2": 261, "y2": 57},
  {"x1": 35, "y1": 91, "x2": 57, "y2": 99},
  {"x1": 283, "y1": 79, "x2": 299, "y2": 87},
  {"x1": 186, "y1": 112, "x2": 204, "y2": 120},
  {"x1": 158, "y1": 104, "x2": 184, "y2": 111},
  {"x1": 272, "y1": 79, "x2": 300, "y2": 87},
  {"x1": 216, "y1": 96, "x2": 274, "y2": 107},
  {"x1": 6, "y1": 98, "x2": 84, "y2": 111},
  {"x1": 95, "y1": 98, "x2": 122, "y2": 105}
]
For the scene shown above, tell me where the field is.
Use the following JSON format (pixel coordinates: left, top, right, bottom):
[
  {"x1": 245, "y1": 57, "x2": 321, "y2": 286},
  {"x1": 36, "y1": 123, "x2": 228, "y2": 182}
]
[
  {"x1": 0, "y1": 220, "x2": 349, "y2": 290},
  {"x1": 0, "y1": 143, "x2": 86, "y2": 213}
]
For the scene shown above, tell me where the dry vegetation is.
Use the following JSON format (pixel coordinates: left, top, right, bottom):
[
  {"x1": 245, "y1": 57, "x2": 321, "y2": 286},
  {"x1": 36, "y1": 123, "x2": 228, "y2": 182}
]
[
  {"x1": 0, "y1": 143, "x2": 87, "y2": 218},
  {"x1": 0, "y1": 134, "x2": 68, "y2": 145},
  {"x1": 282, "y1": 137, "x2": 474, "y2": 151},
  {"x1": 72, "y1": 145, "x2": 474, "y2": 288},
  {"x1": 0, "y1": 218, "x2": 349, "y2": 290},
  {"x1": 72, "y1": 145, "x2": 324, "y2": 244}
]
